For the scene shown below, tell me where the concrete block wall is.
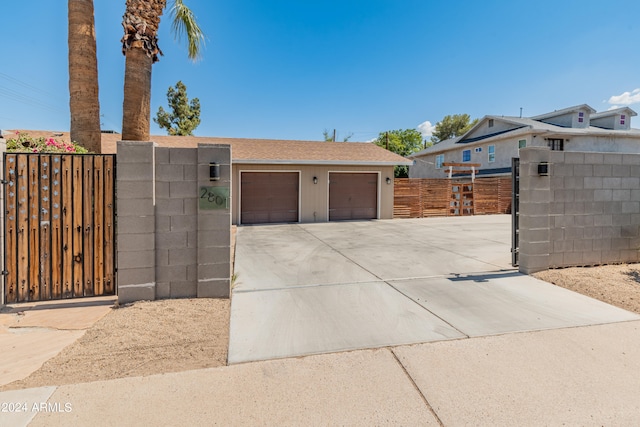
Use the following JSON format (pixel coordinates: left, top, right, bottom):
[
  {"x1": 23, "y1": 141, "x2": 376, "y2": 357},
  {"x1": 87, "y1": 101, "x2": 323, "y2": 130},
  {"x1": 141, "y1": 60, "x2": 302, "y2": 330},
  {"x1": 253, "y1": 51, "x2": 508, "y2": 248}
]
[
  {"x1": 518, "y1": 148, "x2": 551, "y2": 274},
  {"x1": 116, "y1": 142, "x2": 157, "y2": 302},
  {"x1": 155, "y1": 147, "x2": 198, "y2": 299},
  {"x1": 197, "y1": 146, "x2": 232, "y2": 298},
  {"x1": 117, "y1": 142, "x2": 231, "y2": 303},
  {"x1": 519, "y1": 147, "x2": 640, "y2": 274}
]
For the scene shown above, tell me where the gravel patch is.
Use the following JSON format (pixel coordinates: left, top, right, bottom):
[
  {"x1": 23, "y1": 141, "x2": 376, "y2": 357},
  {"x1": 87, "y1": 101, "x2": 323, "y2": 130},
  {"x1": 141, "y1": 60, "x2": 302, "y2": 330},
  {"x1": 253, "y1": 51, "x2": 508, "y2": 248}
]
[
  {"x1": 534, "y1": 264, "x2": 640, "y2": 315},
  {"x1": 1, "y1": 298, "x2": 230, "y2": 391}
]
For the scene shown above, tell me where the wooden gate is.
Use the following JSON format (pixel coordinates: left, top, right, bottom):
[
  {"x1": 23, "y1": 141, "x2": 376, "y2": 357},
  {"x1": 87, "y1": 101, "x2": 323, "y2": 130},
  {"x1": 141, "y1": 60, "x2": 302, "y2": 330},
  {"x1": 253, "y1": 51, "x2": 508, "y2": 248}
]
[
  {"x1": 3, "y1": 153, "x2": 116, "y2": 303},
  {"x1": 394, "y1": 178, "x2": 512, "y2": 219},
  {"x1": 450, "y1": 182, "x2": 474, "y2": 216}
]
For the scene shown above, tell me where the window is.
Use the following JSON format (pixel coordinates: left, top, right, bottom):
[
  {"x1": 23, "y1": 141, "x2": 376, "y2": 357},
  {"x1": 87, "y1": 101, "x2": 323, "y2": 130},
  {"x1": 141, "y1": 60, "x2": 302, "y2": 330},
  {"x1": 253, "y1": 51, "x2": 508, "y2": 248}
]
[
  {"x1": 488, "y1": 119, "x2": 494, "y2": 128},
  {"x1": 488, "y1": 145, "x2": 495, "y2": 163},
  {"x1": 462, "y1": 149, "x2": 471, "y2": 162},
  {"x1": 548, "y1": 138, "x2": 564, "y2": 151},
  {"x1": 621, "y1": 114, "x2": 626, "y2": 125},
  {"x1": 436, "y1": 154, "x2": 444, "y2": 169},
  {"x1": 518, "y1": 139, "x2": 526, "y2": 149},
  {"x1": 578, "y1": 112, "x2": 584, "y2": 123}
]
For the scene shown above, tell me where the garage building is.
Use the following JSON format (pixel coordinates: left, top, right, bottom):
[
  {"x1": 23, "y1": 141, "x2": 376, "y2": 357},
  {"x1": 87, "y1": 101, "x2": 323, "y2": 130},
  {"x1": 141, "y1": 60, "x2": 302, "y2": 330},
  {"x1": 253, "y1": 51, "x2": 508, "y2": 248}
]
[{"x1": 230, "y1": 138, "x2": 411, "y2": 225}]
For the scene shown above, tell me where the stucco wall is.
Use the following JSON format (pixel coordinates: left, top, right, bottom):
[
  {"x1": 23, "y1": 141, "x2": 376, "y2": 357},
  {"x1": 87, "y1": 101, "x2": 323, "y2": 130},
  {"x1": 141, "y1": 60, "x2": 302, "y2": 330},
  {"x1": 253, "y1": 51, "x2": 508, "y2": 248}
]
[
  {"x1": 410, "y1": 137, "x2": 527, "y2": 179},
  {"x1": 479, "y1": 119, "x2": 520, "y2": 135},
  {"x1": 231, "y1": 164, "x2": 395, "y2": 224},
  {"x1": 518, "y1": 147, "x2": 640, "y2": 274},
  {"x1": 563, "y1": 135, "x2": 640, "y2": 153}
]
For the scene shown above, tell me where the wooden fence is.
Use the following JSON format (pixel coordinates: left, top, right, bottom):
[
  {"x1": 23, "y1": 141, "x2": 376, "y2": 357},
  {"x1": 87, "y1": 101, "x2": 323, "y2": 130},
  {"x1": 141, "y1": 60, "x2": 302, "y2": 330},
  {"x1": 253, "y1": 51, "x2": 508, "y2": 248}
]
[
  {"x1": 473, "y1": 177, "x2": 512, "y2": 215},
  {"x1": 393, "y1": 177, "x2": 511, "y2": 219},
  {"x1": 3, "y1": 153, "x2": 116, "y2": 303}
]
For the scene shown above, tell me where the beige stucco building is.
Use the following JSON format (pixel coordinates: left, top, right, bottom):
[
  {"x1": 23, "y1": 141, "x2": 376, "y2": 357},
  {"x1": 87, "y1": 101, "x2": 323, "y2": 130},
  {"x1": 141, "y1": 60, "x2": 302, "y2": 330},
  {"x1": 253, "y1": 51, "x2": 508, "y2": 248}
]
[
  {"x1": 409, "y1": 104, "x2": 640, "y2": 179},
  {"x1": 227, "y1": 138, "x2": 408, "y2": 224}
]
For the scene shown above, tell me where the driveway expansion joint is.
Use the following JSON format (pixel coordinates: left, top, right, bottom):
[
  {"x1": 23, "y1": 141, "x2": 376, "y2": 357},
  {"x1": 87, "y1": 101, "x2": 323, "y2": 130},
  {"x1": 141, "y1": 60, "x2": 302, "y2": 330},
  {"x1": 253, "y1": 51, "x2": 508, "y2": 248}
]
[
  {"x1": 384, "y1": 280, "x2": 470, "y2": 339},
  {"x1": 232, "y1": 279, "x2": 386, "y2": 293},
  {"x1": 390, "y1": 348, "x2": 445, "y2": 427}
]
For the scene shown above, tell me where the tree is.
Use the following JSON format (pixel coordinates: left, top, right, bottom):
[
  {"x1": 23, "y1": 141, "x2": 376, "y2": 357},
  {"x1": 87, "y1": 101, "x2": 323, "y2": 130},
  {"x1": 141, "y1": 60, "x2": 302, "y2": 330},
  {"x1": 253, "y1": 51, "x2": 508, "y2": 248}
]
[
  {"x1": 154, "y1": 81, "x2": 201, "y2": 135},
  {"x1": 322, "y1": 129, "x2": 352, "y2": 142},
  {"x1": 373, "y1": 129, "x2": 424, "y2": 177},
  {"x1": 430, "y1": 114, "x2": 478, "y2": 143},
  {"x1": 121, "y1": 0, "x2": 204, "y2": 141},
  {"x1": 68, "y1": 0, "x2": 101, "y2": 152}
]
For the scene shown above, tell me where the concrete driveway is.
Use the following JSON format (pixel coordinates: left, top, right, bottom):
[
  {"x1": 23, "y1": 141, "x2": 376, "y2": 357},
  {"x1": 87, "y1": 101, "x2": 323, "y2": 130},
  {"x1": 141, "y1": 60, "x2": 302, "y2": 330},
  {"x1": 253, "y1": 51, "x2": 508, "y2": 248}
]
[{"x1": 229, "y1": 215, "x2": 638, "y2": 364}]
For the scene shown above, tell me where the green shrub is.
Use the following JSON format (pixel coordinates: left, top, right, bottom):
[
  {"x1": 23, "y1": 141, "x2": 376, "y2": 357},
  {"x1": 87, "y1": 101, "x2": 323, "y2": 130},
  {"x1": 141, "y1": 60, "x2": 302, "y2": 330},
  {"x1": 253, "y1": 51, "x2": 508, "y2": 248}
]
[{"x1": 6, "y1": 132, "x2": 89, "y2": 153}]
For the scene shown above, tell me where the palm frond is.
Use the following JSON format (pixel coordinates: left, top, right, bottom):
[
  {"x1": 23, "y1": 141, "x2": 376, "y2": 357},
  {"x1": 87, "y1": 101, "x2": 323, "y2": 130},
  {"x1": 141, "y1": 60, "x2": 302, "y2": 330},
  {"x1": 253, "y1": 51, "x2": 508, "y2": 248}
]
[{"x1": 169, "y1": 0, "x2": 205, "y2": 61}]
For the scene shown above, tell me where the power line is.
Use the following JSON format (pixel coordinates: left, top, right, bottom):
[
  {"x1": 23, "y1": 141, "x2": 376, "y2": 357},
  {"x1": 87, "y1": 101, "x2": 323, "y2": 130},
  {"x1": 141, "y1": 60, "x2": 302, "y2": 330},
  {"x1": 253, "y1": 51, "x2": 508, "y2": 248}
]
[
  {"x1": 0, "y1": 72, "x2": 57, "y2": 98},
  {"x1": 0, "y1": 71, "x2": 68, "y2": 120},
  {"x1": 0, "y1": 71, "x2": 119, "y2": 131},
  {"x1": 0, "y1": 87, "x2": 66, "y2": 116}
]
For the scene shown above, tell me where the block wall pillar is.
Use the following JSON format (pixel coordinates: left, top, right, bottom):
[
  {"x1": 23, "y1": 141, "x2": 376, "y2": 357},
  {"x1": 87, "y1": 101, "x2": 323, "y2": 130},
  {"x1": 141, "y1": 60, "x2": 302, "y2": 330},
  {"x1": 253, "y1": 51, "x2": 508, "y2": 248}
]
[
  {"x1": 518, "y1": 147, "x2": 551, "y2": 274},
  {"x1": 116, "y1": 141, "x2": 157, "y2": 303},
  {"x1": 197, "y1": 144, "x2": 232, "y2": 298}
]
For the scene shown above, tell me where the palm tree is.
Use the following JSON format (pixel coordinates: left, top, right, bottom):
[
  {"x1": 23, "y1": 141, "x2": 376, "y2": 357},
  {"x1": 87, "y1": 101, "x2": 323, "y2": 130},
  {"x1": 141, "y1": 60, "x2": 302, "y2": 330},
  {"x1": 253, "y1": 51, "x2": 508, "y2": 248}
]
[
  {"x1": 68, "y1": 0, "x2": 102, "y2": 152},
  {"x1": 121, "y1": 0, "x2": 204, "y2": 141}
]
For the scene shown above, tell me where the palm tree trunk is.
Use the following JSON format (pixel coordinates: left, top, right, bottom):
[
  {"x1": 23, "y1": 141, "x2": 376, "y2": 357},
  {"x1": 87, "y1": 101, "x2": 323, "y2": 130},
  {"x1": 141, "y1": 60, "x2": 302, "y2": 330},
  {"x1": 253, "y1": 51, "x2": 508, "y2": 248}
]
[
  {"x1": 122, "y1": 46, "x2": 153, "y2": 141},
  {"x1": 68, "y1": 0, "x2": 101, "y2": 152},
  {"x1": 120, "y1": 0, "x2": 165, "y2": 141}
]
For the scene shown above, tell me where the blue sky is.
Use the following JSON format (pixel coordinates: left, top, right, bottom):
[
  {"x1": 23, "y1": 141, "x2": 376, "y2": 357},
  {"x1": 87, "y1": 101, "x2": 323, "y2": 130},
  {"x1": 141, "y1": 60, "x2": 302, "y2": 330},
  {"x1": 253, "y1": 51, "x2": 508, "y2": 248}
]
[{"x1": 1, "y1": 0, "x2": 640, "y2": 142}]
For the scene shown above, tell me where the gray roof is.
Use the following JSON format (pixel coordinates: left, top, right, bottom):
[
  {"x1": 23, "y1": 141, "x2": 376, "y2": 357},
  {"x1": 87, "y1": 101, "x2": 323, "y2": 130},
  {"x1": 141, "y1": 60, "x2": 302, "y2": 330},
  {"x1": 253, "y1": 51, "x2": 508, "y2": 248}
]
[
  {"x1": 531, "y1": 104, "x2": 596, "y2": 120},
  {"x1": 591, "y1": 107, "x2": 638, "y2": 119},
  {"x1": 410, "y1": 113, "x2": 640, "y2": 158},
  {"x1": 410, "y1": 136, "x2": 462, "y2": 157}
]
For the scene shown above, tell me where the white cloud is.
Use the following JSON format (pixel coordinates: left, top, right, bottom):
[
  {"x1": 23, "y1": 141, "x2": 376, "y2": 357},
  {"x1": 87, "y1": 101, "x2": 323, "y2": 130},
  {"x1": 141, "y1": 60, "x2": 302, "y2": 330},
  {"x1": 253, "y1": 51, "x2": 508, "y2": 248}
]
[
  {"x1": 608, "y1": 88, "x2": 640, "y2": 106},
  {"x1": 417, "y1": 120, "x2": 435, "y2": 138}
]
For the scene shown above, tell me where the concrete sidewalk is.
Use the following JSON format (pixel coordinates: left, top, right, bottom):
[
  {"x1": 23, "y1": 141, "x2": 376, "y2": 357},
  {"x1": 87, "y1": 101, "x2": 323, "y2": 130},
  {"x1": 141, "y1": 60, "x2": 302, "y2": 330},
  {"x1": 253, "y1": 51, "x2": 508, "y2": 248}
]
[
  {"x1": 0, "y1": 297, "x2": 115, "y2": 388},
  {"x1": 4, "y1": 320, "x2": 640, "y2": 426}
]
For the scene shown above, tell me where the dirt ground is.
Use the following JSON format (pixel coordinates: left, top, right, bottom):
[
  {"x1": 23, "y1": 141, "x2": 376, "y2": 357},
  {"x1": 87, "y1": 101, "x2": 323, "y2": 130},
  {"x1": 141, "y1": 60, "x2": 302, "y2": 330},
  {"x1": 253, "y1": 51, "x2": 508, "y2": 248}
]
[
  {"x1": 534, "y1": 264, "x2": 640, "y2": 315},
  {"x1": 1, "y1": 298, "x2": 230, "y2": 391}
]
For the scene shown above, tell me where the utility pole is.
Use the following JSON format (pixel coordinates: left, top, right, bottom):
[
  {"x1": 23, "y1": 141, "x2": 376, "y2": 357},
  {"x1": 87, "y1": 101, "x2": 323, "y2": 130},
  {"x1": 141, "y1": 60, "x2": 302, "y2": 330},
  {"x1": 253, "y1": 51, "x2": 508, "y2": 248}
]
[
  {"x1": 332, "y1": 129, "x2": 336, "y2": 142},
  {"x1": 385, "y1": 132, "x2": 389, "y2": 150}
]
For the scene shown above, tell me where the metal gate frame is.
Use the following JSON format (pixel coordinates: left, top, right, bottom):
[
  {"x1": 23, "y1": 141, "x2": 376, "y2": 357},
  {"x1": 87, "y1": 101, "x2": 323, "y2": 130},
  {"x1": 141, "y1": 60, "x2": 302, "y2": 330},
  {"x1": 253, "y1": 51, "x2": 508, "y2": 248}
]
[
  {"x1": 511, "y1": 157, "x2": 520, "y2": 266},
  {"x1": 2, "y1": 153, "x2": 117, "y2": 304}
]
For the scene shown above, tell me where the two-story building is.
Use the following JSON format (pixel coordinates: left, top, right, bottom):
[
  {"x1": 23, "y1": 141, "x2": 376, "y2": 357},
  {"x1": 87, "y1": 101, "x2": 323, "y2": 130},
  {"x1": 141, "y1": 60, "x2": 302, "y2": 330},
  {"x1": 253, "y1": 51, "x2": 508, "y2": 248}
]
[{"x1": 409, "y1": 104, "x2": 640, "y2": 179}]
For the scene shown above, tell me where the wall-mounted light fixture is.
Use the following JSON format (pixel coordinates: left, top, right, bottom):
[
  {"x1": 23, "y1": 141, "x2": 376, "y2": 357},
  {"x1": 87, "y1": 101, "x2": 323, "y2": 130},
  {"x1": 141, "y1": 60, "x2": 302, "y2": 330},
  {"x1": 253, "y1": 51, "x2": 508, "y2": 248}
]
[
  {"x1": 313, "y1": 176, "x2": 318, "y2": 184},
  {"x1": 209, "y1": 162, "x2": 220, "y2": 181},
  {"x1": 386, "y1": 177, "x2": 392, "y2": 184},
  {"x1": 537, "y1": 162, "x2": 549, "y2": 176}
]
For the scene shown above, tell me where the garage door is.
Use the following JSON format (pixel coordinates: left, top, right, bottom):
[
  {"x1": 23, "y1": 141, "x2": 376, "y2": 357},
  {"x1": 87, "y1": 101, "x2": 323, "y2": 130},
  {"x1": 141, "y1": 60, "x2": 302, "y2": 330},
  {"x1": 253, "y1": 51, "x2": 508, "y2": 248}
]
[
  {"x1": 329, "y1": 173, "x2": 378, "y2": 221},
  {"x1": 241, "y1": 172, "x2": 299, "y2": 224}
]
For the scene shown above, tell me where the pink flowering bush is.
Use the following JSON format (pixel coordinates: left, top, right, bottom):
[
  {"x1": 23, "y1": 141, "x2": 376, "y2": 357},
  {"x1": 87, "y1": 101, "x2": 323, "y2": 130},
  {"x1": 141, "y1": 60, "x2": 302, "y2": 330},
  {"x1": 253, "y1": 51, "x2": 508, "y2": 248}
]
[{"x1": 6, "y1": 132, "x2": 89, "y2": 153}]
